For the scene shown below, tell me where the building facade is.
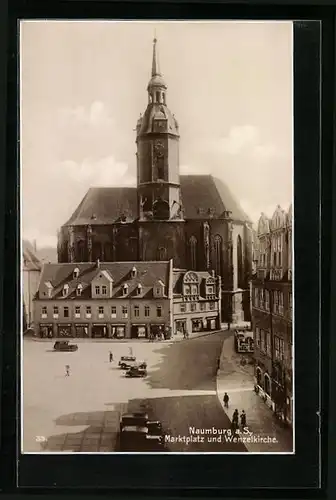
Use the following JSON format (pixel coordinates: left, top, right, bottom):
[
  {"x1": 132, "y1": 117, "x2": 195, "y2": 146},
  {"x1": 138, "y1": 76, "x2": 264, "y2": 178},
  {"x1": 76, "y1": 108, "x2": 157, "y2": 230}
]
[
  {"x1": 33, "y1": 260, "x2": 221, "y2": 339},
  {"x1": 251, "y1": 204, "x2": 293, "y2": 426},
  {"x1": 56, "y1": 38, "x2": 253, "y2": 323},
  {"x1": 23, "y1": 240, "x2": 42, "y2": 329}
]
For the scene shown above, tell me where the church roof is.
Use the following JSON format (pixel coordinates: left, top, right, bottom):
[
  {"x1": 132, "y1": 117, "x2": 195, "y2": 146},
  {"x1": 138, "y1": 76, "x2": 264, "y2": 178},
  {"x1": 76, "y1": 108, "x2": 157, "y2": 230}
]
[{"x1": 63, "y1": 175, "x2": 250, "y2": 227}]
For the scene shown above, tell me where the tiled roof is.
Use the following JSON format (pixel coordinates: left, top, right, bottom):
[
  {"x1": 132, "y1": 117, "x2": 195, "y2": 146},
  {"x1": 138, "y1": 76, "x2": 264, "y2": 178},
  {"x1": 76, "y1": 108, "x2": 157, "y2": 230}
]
[
  {"x1": 63, "y1": 175, "x2": 250, "y2": 227},
  {"x1": 37, "y1": 261, "x2": 171, "y2": 300},
  {"x1": 23, "y1": 240, "x2": 42, "y2": 271}
]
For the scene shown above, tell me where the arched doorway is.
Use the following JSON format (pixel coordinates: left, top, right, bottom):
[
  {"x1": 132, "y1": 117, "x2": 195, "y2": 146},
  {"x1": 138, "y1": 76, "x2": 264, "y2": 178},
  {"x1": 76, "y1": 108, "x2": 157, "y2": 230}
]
[
  {"x1": 237, "y1": 234, "x2": 244, "y2": 288},
  {"x1": 256, "y1": 367, "x2": 262, "y2": 387}
]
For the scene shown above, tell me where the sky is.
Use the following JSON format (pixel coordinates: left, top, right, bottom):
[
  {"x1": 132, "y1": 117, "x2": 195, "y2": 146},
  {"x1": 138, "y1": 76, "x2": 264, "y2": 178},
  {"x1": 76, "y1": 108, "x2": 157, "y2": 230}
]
[{"x1": 21, "y1": 20, "x2": 293, "y2": 248}]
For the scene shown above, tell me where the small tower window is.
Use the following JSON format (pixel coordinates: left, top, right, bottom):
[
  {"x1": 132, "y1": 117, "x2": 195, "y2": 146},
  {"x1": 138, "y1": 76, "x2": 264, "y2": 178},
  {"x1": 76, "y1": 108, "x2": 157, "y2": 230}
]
[
  {"x1": 163, "y1": 92, "x2": 166, "y2": 105},
  {"x1": 156, "y1": 91, "x2": 160, "y2": 103}
]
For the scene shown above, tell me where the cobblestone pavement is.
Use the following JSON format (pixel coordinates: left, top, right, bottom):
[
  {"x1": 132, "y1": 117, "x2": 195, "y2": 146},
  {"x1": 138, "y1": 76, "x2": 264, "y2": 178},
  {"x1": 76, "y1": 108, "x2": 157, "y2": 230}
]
[
  {"x1": 23, "y1": 332, "x2": 246, "y2": 453},
  {"x1": 216, "y1": 333, "x2": 294, "y2": 453}
]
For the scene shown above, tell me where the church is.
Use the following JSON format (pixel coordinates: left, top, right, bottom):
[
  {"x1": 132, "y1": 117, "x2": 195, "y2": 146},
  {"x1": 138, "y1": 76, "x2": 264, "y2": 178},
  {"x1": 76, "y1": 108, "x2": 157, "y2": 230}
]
[{"x1": 57, "y1": 38, "x2": 253, "y2": 323}]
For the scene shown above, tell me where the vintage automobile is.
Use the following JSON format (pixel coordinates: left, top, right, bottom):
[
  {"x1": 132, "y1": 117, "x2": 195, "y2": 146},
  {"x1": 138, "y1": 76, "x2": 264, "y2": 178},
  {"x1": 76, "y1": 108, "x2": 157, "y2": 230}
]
[
  {"x1": 119, "y1": 425, "x2": 149, "y2": 451},
  {"x1": 120, "y1": 412, "x2": 149, "y2": 431},
  {"x1": 234, "y1": 329, "x2": 254, "y2": 353},
  {"x1": 53, "y1": 340, "x2": 78, "y2": 352},
  {"x1": 118, "y1": 356, "x2": 147, "y2": 370},
  {"x1": 146, "y1": 420, "x2": 164, "y2": 449},
  {"x1": 125, "y1": 365, "x2": 147, "y2": 378}
]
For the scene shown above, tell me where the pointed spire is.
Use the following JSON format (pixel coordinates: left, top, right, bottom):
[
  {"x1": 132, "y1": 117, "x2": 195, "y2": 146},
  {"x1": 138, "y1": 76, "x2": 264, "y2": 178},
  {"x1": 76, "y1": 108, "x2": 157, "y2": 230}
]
[{"x1": 152, "y1": 36, "x2": 160, "y2": 77}]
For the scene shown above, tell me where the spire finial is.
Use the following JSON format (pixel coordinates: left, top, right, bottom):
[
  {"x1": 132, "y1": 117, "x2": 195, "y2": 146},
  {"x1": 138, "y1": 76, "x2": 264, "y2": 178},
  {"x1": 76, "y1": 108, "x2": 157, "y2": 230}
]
[{"x1": 152, "y1": 33, "x2": 160, "y2": 77}]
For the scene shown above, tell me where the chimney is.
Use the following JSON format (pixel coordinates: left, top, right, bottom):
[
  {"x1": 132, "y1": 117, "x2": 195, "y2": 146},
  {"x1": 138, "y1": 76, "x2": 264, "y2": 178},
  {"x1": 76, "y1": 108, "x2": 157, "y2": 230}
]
[{"x1": 96, "y1": 258, "x2": 100, "y2": 269}]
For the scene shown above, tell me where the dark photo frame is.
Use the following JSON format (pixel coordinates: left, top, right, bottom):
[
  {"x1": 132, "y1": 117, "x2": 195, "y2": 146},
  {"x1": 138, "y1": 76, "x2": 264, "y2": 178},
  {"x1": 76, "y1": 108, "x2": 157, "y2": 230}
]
[{"x1": 1, "y1": 1, "x2": 334, "y2": 496}]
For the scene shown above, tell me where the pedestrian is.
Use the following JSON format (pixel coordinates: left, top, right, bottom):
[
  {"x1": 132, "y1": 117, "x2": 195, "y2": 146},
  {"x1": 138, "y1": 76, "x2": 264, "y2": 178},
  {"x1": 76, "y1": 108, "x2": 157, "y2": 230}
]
[
  {"x1": 232, "y1": 408, "x2": 239, "y2": 430},
  {"x1": 109, "y1": 351, "x2": 113, "y2": 363},
  {"x1": 223, "y1": 392, "x2": 229, "y2": 408},
  {"x1": 65, "y1": 364, "x2": 70, "y2": 377},
  {"x1": 240, "y1": 410, "x2": 247, "y2": 428}
]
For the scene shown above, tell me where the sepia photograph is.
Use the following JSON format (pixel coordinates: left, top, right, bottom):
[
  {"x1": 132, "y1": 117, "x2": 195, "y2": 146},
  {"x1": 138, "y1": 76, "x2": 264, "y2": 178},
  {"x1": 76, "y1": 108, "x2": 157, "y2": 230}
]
[{"x1": 21, "y1": 20, "x2": 293, "y2": 454}]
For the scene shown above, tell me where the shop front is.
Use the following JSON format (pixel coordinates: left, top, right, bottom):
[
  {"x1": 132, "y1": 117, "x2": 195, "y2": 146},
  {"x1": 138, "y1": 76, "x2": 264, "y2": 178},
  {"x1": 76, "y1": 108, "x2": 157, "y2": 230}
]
[
  {"x1": 92, "y1": 324, "x2": 108, "y2": 338},
  {"x1": 39, "y1": 324, "x2": 53, "y2": 338},
  {"x1": 131, "y1": 324, "x2": 147, "y2": 339},
  {"x1": 74, "y1": 324, "x2": 89, "y2": 338},
  {"x1": 150, "y1": 323, "x2": 165, "y2": 339},
  {"x1": 57, "y1": 324, "x2": 73, "y2": 337},
  {"x1": 191, "y1": 318, "x2": 203, "y2": 333},
  {"x1": 110, "y1": 324, "x2": 126, "y2": 339},
  {"x1": 175, "y1": 319, "x2": 186, "y2": 336},
  {"x1": 206, "y1": 316, "x2": 218, "y2": 330}
]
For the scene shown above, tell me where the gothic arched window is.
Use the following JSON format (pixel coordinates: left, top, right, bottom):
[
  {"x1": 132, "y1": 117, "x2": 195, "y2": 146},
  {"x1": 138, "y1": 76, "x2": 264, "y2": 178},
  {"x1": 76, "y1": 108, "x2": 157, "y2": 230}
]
[
  {"x1": 237, "y1": 235, "x2": 244, "y2": 288},
  {"x1": 189, "y1": 236, "x2": 197, "y2": 270},
  {"x1": 214, "y1": 235, "x2": 222, "y2": 277},
  {"x1": 157, "y1": 247, "x2": 167, "y2": 261},
  {"x1": 104, "y1": 242, "x2": 113, "y2": 262},
  {"x1": 92, "y1": 241, "x2": 102, "y2": 262},
  {"x1": 77, "y1": 240, "x2": 86, "y2": 262}
]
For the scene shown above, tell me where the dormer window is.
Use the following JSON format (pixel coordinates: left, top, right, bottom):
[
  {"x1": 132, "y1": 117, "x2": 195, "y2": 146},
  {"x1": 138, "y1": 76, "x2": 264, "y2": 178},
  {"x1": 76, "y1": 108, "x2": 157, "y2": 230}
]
[
  {"x1": 123, "y1": 284, "x2": 129, "y2": 296},
  {"x1": 137, "y1": 284, "x2": 142, "y2": 295},
  {"x1": 131, "y1": 266, "x2": 137, "y2": 278},
  {"x1": 73, "y1": 267, "x2": 80, "y2": 279},
  {"x1": 76, "y1": 284, "x2": 83, "y2": 296},
  {"x1": 63, "y1": 284, "x2": 69, "y2": 297}
]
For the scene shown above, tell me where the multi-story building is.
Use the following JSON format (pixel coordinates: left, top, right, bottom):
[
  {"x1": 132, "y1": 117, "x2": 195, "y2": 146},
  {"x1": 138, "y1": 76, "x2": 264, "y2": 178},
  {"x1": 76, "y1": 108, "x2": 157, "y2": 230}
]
[
  {"x1": 33, "y1": 260, "x2": 221, "y2": 339},
  {"x1": 23, "y1": 240, "x2": 42, "y2": 329},
  {"x1": 173, "y1": 270, "x2": 221, "y2": 335},
  {"x1": 56, "y1": 37, "x2": 253, "y2": 324},
  {"x1": 251, "y1": 204, "x2": 293, "y2": 426}
]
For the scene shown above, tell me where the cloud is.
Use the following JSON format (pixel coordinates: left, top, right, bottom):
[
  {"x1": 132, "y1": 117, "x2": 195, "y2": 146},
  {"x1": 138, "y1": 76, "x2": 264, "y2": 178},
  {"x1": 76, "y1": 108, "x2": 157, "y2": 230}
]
[
  {"x1": 56, "y1": 156, "x2": 136, "y2": 187},
  {"x1": 57, "y1": 101, "x2": 114, "y2": 129}
]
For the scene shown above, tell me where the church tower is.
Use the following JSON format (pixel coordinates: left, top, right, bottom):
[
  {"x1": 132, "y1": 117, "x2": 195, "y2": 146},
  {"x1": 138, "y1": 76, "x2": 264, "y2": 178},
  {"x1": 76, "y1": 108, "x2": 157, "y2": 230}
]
[{"x1": 136, "y1": 37, "x2": 185, "y2": 266}]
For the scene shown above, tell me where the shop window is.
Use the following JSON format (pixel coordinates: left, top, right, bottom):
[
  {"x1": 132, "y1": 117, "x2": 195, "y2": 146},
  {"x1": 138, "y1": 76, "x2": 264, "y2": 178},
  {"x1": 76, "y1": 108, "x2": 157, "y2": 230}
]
[
  {"x1": 156, "y1": 305, "x2": 162, "y2": 317},
  {"x1": 64, "y1": 307, "x2": 69, "y2": 318},
  {"x1": 144, "y1": 306, "x2": 150, "y2": 317},
  {"x1": 111, "y1": 306, "x2": 117, "y2": 318}
]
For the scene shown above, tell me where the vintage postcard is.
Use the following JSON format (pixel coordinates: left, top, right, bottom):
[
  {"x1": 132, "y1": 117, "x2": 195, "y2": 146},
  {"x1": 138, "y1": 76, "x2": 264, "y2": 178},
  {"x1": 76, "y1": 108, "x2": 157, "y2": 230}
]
[{"x1": 21, "y1": 20, "x2": 294, "y2": 454}]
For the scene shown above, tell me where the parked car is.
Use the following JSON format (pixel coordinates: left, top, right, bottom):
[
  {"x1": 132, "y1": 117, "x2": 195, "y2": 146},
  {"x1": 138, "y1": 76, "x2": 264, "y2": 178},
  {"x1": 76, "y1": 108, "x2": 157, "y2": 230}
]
[
  {"x1": 120, "y1": 412, "x2": 149, "y2": 431},
  {"x1": 146, "y1": 420, "x2": 164, "y2": 450},
  {"x1": 125, "y1": 365, "x2": 147, "y2": 378},
  {"x1": 119, "y1": 425, "x2": 149, "y2": 451},
  {"x1": 118, "y1": 356, "x2": 136, "y2": 369},
  {"x1": 118, "y1": 356, "x2": 147, "y2": 370},
  {"x1": 53, "y1": 340, "x2": 78, "y2": 352}
]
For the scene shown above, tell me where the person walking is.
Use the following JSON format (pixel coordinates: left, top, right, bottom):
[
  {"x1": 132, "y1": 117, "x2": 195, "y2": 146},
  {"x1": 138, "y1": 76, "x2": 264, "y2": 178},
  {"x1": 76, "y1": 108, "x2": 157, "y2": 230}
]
[
  {"x1": 240, "y1": 410, "x2": 247, "y2": 429},
  {"x1": 232, "y1": 409, "x2": 239, "y2": 431},
  {"x1": 65, "y1": 364, "x2": 70, "y2": 377},
  {"x1": 109, "y1": 351, "x2": 113, "y2": 363},
  {"x1": 223, "y1": 392, "x2": 229, "y2": 408}
]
